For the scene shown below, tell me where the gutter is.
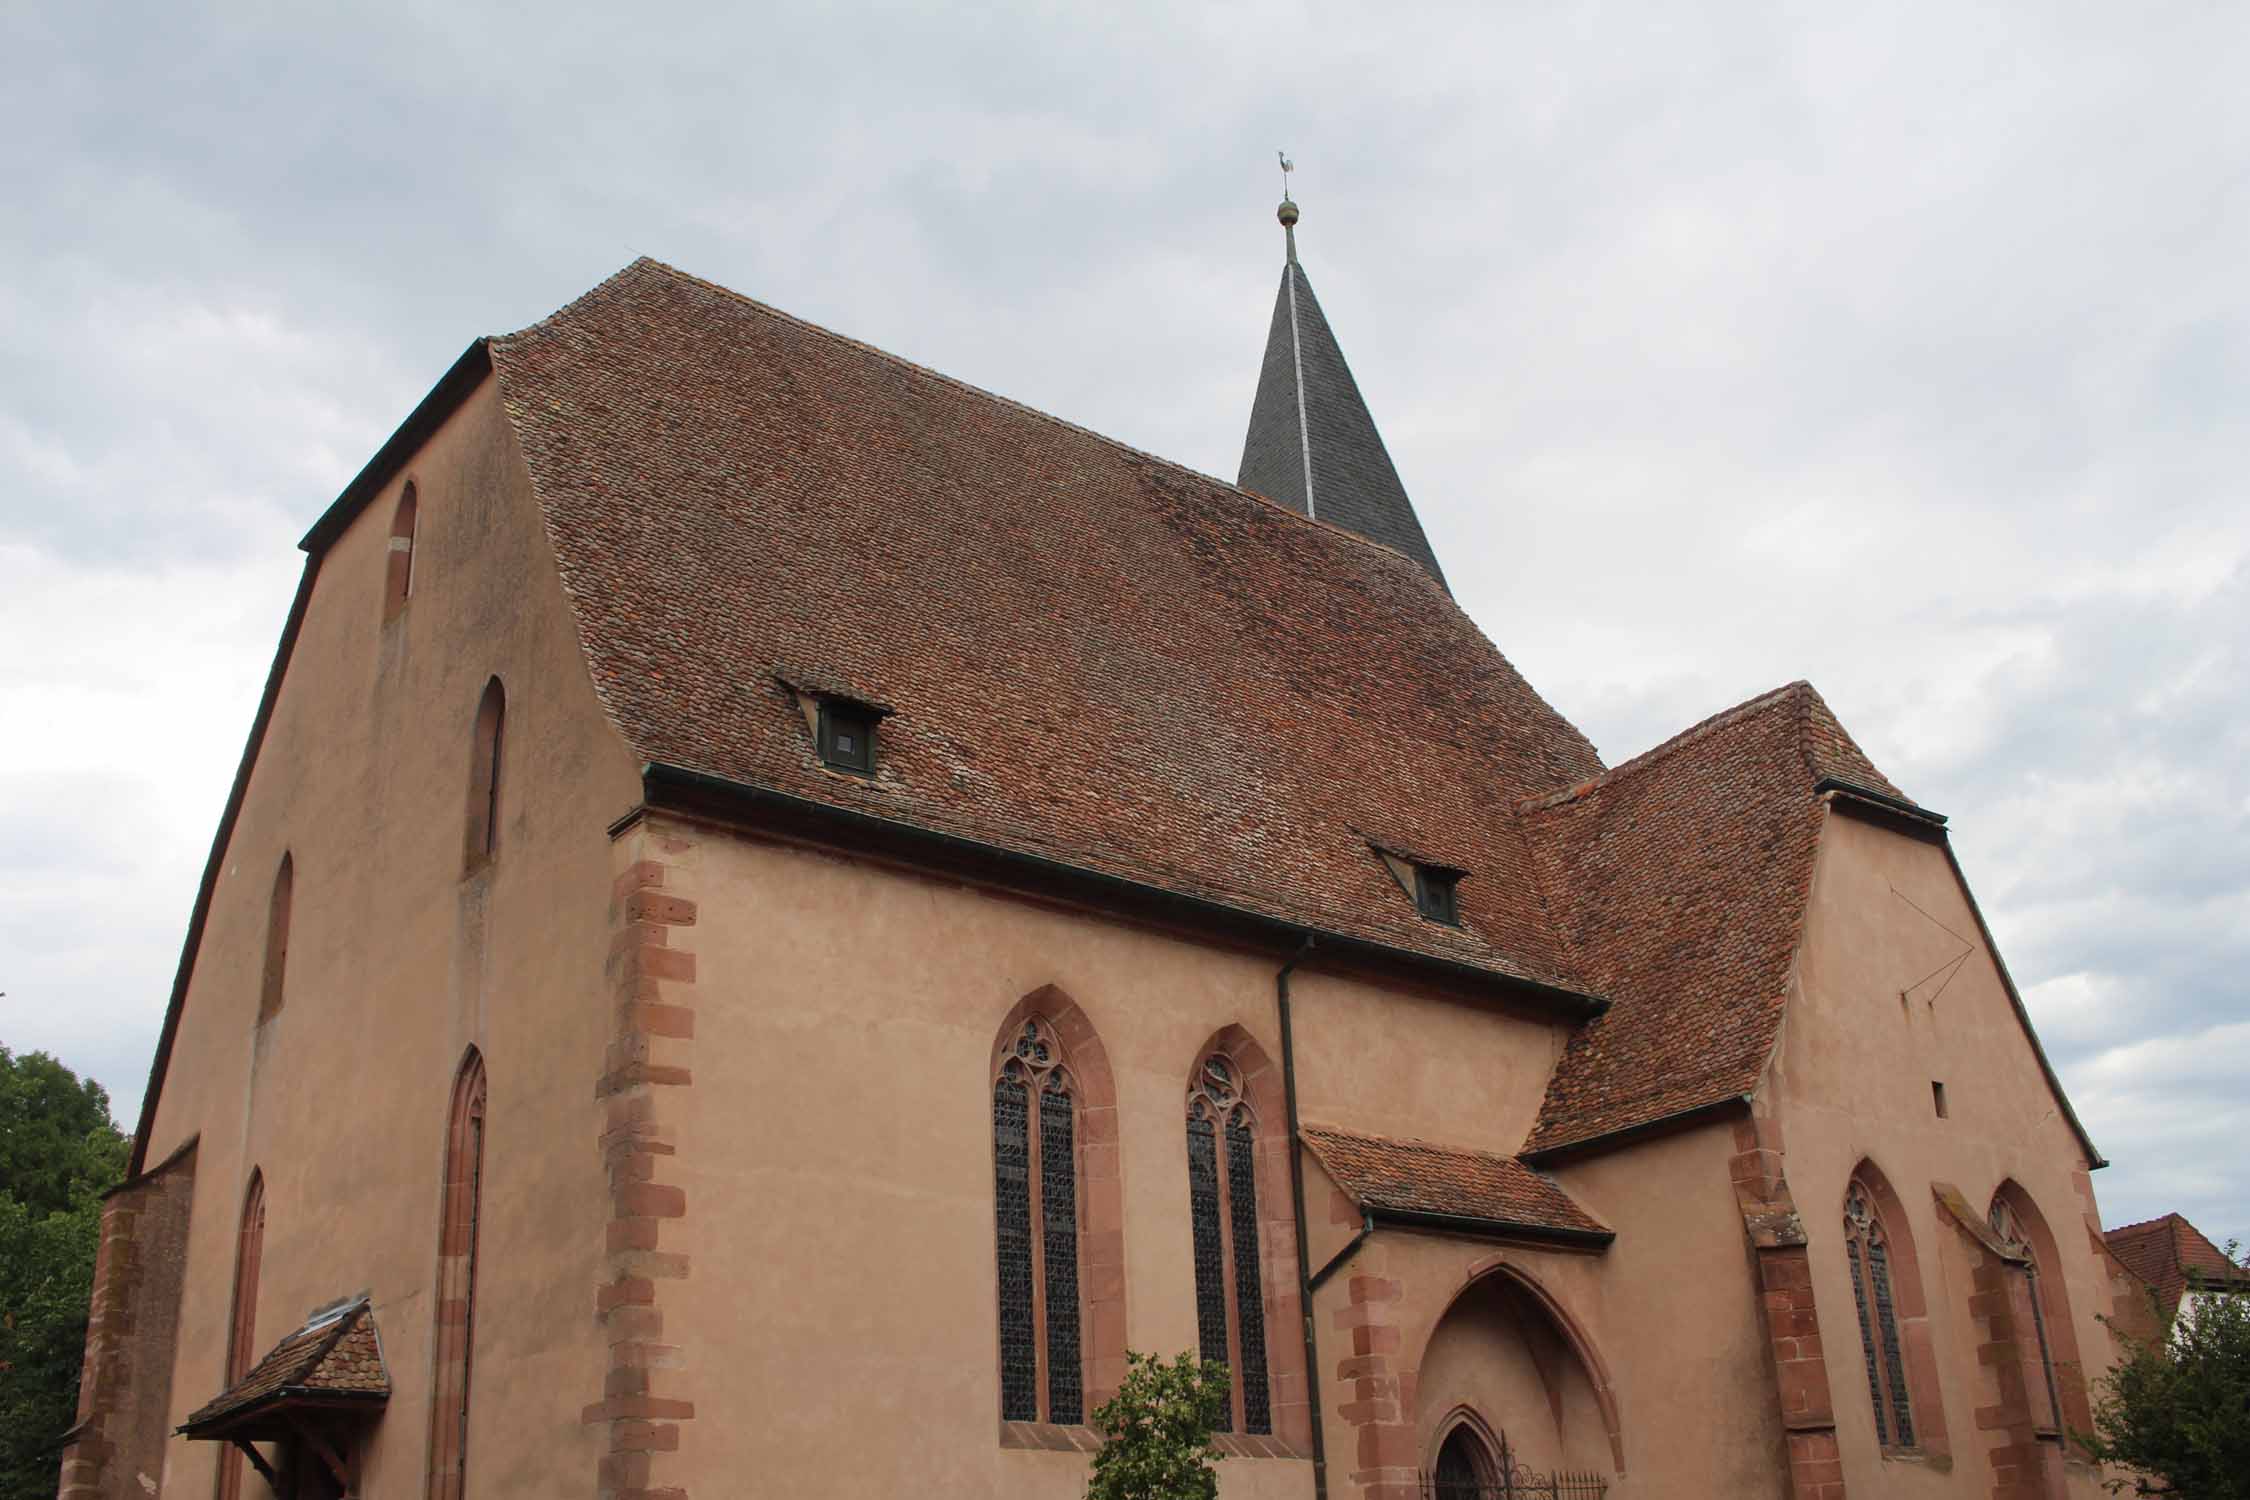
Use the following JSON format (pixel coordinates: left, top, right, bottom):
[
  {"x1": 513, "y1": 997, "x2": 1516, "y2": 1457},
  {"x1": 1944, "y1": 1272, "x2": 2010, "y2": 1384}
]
[
  {"x1": 1273, "y1": 936, "x2": 1325, "y2": 1500},
  {"x1": 1358, "y1": 1205, "x2": 1615, "y2": 1251},
  {"x1": 637, "y1": 762, "x2": 1609, "y2": 1023}
]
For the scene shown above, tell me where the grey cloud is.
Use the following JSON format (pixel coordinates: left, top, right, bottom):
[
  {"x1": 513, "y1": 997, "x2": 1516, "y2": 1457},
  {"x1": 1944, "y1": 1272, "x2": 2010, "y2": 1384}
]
[{"x1": 1, "y1": 1, "x2": 2243, "y2": 1242}]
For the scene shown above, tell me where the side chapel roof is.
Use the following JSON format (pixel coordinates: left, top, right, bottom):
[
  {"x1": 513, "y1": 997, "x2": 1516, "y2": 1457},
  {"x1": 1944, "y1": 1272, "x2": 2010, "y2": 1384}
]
[{"x1": 1303, "y1": 1123, "x2": 1609, "y2": 1242}]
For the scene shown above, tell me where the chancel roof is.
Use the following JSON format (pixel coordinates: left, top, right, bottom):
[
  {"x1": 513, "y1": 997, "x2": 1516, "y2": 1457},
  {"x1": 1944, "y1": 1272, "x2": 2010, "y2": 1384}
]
[{"x1": 1518, "y1": 682, "x2": 1908, "y2": 1155}]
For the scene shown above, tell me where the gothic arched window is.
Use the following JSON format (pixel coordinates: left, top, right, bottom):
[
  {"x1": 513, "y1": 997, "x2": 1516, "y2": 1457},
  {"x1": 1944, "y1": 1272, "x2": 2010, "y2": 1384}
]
[
  {"x1": 993, "y1": 1018, "x2": 1083, "y2": 1425},
  {"x1": 1186, "y1": 1051, "x2": 1271, "y2": 1434},
  {"x1": 216, "y1": 1169, "x2": 265, "y2": 1500},
  {"x1": 426, "y1": 1050, "x2": 487, "y2": 1500},
  {"x1": 1844, "y1": 1181, "x2": 1916, "y2": 1449},
  {"x1": 1990, "y1": 1193, "x2": 2062, "y2": 1430}
]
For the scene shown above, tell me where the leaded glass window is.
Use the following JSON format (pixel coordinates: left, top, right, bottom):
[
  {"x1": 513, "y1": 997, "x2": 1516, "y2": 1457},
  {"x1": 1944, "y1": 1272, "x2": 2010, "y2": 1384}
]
[
  {"x1": 1844, "y1": 1183, "x2": 1915, "y2": 1449},
  {"x1": 992, "y1": 1019, "x2": 1084, "y2": 1425},
  {"x1": 1184, "y1": 1052, "x2": 1272, "y2": 1435},
  {"x1": 1990, "y1": 1196, "x2": 2062, "y2": 1431}
]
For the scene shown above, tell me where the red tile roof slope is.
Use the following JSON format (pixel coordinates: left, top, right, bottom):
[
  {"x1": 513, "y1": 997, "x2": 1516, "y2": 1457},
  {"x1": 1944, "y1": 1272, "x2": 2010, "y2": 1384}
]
[
  {"x1": 2105, "y1": 1213, "x2": 2249, "y2": 1313},
  {"x1": 489, "y1": 259, "x2": 1605, "y2": 987},
  {"x1": 180, "y1": 1300, "x2": 388, "y2": 1433},
  {"x1": 1302, "y1": 1123, "x2": 1608, "y2": 1237},
  {"x1": 1519, "y1": 682, "x2": 1905, "y2": 1155}
]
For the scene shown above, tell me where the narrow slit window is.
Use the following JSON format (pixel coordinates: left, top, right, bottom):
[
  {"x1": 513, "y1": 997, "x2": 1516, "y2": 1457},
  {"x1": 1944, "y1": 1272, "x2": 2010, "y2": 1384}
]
[
  {"x1": 216, "y1": 1170, "x2": 266, "y2": 1500},
  {"x1": 385, "y1": 483, "x2": 419, "y2": 621},
  {"x1": 259, "y1": 852, "x2": 292, "y2": 1024},
  {"x1": 427, "y1": 1051, "x2": 487, "y2": 1500},
  {"x1": 1931, "y1": 1081, "x2": 1948, "y2": 1119},
  {"x1": 465, "y1": 678, "x2": 506, "y2": 870}
]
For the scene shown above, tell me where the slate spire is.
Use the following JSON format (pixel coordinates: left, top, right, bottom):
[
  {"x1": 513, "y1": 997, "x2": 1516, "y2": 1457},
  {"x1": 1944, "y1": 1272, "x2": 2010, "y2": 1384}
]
[{"x1": 1237, "y1": 193, "x2": 1449, "y2": 588}]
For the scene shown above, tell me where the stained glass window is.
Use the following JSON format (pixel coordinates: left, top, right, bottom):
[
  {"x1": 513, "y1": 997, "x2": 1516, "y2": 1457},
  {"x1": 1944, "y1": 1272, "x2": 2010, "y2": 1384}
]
[
  {"x1": 1184, "y1": 1051, "x2": 1272, "y2": 1435},
  {"x1": 1991, "y1": 1196, "x2": 2063, "y2": 1431},
  {"x1": 992, "y1": 1019, "x2": 1082, "y2": 1426},
  {"x1": 993, "y1": 1073, "x2": 1036, "y2": 1421},
  {"x1": 1844, "y1": 1183, "x2": 1915, "y2": 1448}
]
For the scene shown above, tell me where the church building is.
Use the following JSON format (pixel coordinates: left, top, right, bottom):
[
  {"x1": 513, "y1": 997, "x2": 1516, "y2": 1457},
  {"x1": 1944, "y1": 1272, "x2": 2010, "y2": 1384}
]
[{"x1": 62, "y1": 197, "x2": 2145, "y2": 1500}]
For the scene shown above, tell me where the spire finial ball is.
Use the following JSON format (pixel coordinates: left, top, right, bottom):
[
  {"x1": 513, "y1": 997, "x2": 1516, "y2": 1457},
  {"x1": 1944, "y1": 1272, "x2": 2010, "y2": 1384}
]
[{"x1": 1277, "y1": 198, "x2": 1300, "y2": 228}]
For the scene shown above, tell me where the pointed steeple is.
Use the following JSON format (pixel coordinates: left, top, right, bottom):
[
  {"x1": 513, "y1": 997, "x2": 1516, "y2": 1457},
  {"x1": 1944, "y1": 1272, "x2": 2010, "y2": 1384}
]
[{"x1": 1237, "y1": 192, "x2": 1449, "y2": 589}]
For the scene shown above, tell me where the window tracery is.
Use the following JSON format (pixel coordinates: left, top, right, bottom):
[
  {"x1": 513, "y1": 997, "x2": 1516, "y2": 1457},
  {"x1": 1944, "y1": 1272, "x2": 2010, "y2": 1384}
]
[
  {"x1": 1843, "y1": 1182, "x2": 1915, "y2": 1449},
  {"x1": 993, "y1": 1019, "x2": 1082, "y2": 1424},
  {"x1": 1185, "y1": 1051, "x2": 1271, "y2": 1434},
  {"x1": 1990, "y1": 1194, "x2": 2063, "y2": 1430}
]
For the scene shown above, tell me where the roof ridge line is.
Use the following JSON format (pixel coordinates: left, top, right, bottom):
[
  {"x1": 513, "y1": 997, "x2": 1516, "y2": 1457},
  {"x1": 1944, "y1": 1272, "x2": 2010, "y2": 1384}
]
[
  {"x1": 1519, "y1": 680, "x2": 1814, "y2": 814},
  {"x1": 599, "y1": 258, "x2": 1452, "y2": 594},
  {"x1": 2106, "y1": 1211, "x2": 2187, "y2": 1236}
]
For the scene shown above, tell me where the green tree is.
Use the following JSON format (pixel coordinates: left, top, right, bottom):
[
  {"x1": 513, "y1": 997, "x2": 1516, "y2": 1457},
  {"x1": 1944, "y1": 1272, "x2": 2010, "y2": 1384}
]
[
  {"x1": 2079, "y1": 1243, "x2": 2250, "y2": 1498},
  {"x1": 0, "y1": 1046, "x2": 128, "y2": 1217},
  {"x1": 1086, "y1": 1351, "x2": 1232, "y2": 1500},
  {"x1": 0, "y1": 1047, "x2": 127, "y2": 1500}
]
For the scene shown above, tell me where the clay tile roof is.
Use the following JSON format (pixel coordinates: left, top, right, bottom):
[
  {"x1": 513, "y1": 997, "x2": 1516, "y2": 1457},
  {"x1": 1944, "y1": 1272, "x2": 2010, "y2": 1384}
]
[
  {"x1": 179, "y1": 1299, "x2": 389, "y2": 1435},
  {"x1": 487, "y1": 258, "x2": 1604, "y2": 990},
  {"x1": 1518, "y1": 682, "x2": 1918, "y2": 1156},
  {"x1": 1301, "y1": 1123, "x2": 1609, "y2": 1241},
  {"x1": 2104, "y1": 1213, "x2": 2250, "y2": 1314}
]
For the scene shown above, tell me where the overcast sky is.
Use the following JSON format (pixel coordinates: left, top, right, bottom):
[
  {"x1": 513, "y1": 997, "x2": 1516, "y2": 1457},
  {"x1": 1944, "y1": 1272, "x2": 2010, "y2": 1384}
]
[{"x1": 3, "y1": 4, "x2": 2243, "y2": 1246}]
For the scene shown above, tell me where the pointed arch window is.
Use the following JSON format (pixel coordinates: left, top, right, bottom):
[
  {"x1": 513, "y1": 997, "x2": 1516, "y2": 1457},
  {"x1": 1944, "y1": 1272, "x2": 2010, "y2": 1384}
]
[
  {"x1": 993, "y1": 1018, "x2": 1082, "y2": 1425},
  {"x1": 1186, "y1": 1052, "x2": 1271, "y2": 1433},
  {"x1": 464, "y1": 679, "x2": 505, "y2": 871},
  {"x1": 259, "y1": 853, "x2": 292, "y2": 1025},
  {"x1": 385, "y1": 482, "x2": 419, "y2": 621},
  {"x1": 216, "y1": 1170, "x2": 265, "y2": 1500},
  {"x1": 1844, "y1": 1182, "x2": 1915, "y2": 1449},
  {"x1": 426, "y1": 1051, "x2": 487, "y2": 1500},
  {"x1": 1990, "y1": 1194, "x2": 2063, "y2": 1431}
]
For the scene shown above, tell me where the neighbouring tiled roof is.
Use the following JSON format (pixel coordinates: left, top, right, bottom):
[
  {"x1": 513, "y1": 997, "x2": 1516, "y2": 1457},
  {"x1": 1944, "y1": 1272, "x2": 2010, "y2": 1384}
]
[
  {"x1": 489, "y1": 258, "x2": 1603, "y2": 989},
  {"x1": 1302, "y1": 1124, "x2": 1609, "y2": 1239},
  {"x1": 1239, "y1": 240, "x2": 1447, "y2": 586},
  {"x1": 2105, "y1": 1213, "x2": 2249, "y2": 1313},
  {"x1": 1519, "y1": 682, "x2": 1908, "y2": 1155},
  {"x1": 180, "y1": 1299, "x2": 388, "y2": 1434}
]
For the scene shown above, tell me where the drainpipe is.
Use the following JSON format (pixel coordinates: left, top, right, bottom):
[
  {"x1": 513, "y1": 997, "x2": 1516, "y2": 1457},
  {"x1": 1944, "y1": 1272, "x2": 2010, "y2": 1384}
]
[{"x1": 1275, "y1": 935, "x2": 1327, "y2": 1500}]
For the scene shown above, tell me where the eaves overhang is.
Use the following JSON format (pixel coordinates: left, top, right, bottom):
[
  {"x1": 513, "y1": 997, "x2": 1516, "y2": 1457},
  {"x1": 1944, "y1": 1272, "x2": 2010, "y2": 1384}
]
[
  {"x1": 1363, "y1": 1204, "x2": 1615, "y2": 1252},
  {"x1": 633, "y1": 761, "x2": 1610, "y2": 1023}
]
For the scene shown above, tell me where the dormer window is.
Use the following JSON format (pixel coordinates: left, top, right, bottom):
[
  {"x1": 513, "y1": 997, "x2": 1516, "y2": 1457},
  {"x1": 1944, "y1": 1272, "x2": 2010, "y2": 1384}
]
[
  {"x1": 816, "y1": 699, "x2": 876, "y2": 775},
  {"x1": 1367, "y1": 838, "x2": 1466, "y2": 927},
  {"x1": 1414, "y1": 867, "x2": 1461, "y2": 926}
]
